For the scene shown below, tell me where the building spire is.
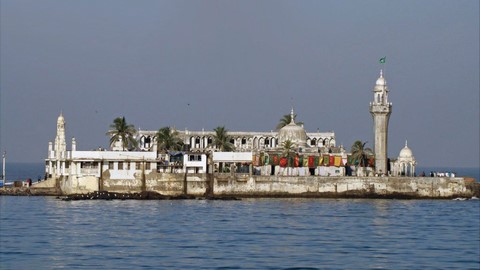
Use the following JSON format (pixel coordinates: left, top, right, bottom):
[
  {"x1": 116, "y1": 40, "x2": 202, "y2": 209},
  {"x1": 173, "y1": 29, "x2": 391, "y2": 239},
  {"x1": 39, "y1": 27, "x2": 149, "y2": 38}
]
[{"x1": 290, "y1": 107, "x2": 295, "y2": 124}]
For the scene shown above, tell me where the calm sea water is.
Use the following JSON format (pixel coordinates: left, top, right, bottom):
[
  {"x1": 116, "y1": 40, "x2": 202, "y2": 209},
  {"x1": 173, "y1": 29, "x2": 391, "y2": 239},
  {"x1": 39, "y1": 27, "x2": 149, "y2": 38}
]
[{"x1": 0, "y1": 197, "x2": 479, "y2": 270}]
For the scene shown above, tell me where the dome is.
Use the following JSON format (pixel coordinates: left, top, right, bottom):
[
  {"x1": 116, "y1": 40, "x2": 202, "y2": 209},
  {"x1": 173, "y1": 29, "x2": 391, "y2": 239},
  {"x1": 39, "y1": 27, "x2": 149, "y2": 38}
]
[
  {"x1": 278, "y1": 109, "x2": 307, "y2": 147},
  {"x1": 375, "y1": 70, "x2": 386, "y2": 86},
  {"x1": 399, "y1": 141, "x2": 414, "y2": 159}
]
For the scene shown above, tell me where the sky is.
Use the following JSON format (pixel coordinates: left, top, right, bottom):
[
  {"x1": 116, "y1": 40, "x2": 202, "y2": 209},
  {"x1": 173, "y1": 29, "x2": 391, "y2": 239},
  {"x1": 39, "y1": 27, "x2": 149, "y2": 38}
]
[{"x1": 0, "y1": 0, "x2": 478, "y2": 167}]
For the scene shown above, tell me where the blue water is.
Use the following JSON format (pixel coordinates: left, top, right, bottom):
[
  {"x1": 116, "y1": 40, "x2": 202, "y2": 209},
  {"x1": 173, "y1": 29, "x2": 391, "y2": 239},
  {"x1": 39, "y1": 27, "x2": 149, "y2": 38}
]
[{"x1": 0, "y1": 197, "x2": 479, "y2": 270}]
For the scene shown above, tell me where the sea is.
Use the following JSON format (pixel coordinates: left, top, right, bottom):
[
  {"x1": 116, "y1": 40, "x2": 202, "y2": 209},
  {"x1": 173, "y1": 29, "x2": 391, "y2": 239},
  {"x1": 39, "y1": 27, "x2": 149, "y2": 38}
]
[{"x1": 1, "y1": 163, "x2": 479, "y2": 270}]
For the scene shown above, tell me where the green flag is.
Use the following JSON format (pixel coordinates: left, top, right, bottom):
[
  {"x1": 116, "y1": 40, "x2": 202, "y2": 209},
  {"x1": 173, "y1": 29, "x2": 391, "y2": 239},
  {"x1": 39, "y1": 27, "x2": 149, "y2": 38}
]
[{"x1": 379, "y1": 57, "x2": 386, "y2": 64}]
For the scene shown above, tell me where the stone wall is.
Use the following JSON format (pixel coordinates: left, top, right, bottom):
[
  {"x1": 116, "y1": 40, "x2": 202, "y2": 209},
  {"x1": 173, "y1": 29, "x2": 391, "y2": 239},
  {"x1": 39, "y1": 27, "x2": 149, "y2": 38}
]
[{"x1": 50, "y1": 172, "x2": 479, "y2": 198}]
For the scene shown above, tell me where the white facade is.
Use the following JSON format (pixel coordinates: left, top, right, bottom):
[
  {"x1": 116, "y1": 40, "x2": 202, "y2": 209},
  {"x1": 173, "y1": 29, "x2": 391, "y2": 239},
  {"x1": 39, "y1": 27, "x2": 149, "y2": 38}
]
[
  {"x1": 392, "y1": 141, "x2": 417, "y2": 177},
  {"x1": 135, "y1": 109, "x2": 336, "y2": 153},
  {"x1": 46, "y1": 114, "x2": 208, "y2": 179}
]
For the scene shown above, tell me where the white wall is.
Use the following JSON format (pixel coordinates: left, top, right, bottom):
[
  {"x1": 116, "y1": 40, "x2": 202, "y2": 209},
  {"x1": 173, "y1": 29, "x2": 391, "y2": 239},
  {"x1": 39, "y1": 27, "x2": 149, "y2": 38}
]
[{"x1": 213, "y1": 152, "x2": 253, "y2": 162}]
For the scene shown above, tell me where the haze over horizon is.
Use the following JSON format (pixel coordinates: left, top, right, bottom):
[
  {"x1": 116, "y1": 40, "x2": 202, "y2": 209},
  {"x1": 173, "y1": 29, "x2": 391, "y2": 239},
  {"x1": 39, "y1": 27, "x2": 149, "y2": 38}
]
[{"x1": 1, "y1": 0, "x2": 478, "y2": 167}]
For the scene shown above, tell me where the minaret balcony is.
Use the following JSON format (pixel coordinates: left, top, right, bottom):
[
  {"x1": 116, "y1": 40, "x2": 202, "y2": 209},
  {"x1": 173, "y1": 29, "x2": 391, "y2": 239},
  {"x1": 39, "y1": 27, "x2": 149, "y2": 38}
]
[{"x1": 369, "y1": 103, "x2": 392, "y2": 113}]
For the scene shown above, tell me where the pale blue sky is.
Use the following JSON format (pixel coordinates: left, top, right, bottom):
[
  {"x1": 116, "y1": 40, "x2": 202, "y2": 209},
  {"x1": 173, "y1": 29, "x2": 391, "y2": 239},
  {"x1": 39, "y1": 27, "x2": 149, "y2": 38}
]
[{"x1": 1, "y1": 0, "x2": 479, "y2": 167}]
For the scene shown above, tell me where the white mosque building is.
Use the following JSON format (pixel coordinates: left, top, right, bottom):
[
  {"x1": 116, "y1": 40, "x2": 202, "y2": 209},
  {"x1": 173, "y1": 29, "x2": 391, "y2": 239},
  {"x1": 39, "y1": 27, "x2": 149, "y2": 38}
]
[
  {"x1": 45, "y1": 70, "x2": 417, "y2": 179},
  {"x1": 134, "y1": 108, "x2": 336, "y2": 154}
]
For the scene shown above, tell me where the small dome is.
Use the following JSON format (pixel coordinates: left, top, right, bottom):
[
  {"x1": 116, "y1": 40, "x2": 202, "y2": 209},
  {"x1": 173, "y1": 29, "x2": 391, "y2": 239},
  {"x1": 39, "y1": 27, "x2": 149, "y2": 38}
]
[
  {"x1": 376, "y1": 70, "x2": 386, "y2": 86},
  {"x1": 399, "y1": 141, "x2": 413, "y2": 159}
]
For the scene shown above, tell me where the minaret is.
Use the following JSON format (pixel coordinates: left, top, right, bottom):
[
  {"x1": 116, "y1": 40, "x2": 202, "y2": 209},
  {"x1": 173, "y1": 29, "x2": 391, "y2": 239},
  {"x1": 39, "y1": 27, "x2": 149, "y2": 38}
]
[
  {"x1": 369, "y1": 70, "x2": 392, "y2": 175},
  {"x1": 54, "y1": 112, "x2": 67, "y2": 159}
]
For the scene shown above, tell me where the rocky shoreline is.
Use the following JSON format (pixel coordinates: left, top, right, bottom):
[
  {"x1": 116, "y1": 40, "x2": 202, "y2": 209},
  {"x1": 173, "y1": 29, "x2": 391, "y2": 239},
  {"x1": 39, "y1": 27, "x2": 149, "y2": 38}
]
[
  {"x1": 0, "y1": 188, "x2": 240, "y2": 201},
  {"x1": 59, "y1": 191, "x2": 240, "y2": 201},
  {"x1": 1, "y1": 186, "x2": 479, "y2": 200}
]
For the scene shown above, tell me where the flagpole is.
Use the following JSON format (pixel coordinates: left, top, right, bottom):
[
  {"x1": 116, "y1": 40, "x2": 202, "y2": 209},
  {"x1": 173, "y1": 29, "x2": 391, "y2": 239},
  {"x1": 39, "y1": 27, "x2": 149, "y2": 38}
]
[{"x1": 379, "y1": 56, "x2": 386, "y2": 76}]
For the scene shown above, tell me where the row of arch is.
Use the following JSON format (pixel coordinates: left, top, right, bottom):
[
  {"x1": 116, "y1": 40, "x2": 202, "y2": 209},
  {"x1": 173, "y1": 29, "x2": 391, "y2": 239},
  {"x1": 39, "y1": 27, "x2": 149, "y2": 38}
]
[
  {"x1": 392, "y1": 162, "x2": 416, "y2": 177},
  {"x1": 139, "y1": 135, "x2": 335, "y2": 151}
]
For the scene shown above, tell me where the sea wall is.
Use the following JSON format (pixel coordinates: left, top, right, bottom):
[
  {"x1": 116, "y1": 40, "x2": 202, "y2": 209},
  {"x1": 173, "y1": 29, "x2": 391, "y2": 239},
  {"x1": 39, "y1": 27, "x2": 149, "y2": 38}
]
[
  {"x1": 214, "y1": 175, "x2": 476, "y2": 198},
  {"x1": 45, "y1": 172, "x2": 479, "y2": 199}
]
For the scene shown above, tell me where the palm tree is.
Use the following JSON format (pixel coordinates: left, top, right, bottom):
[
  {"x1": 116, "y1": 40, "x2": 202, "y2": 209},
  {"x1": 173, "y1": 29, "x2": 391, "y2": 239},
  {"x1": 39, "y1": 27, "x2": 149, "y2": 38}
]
[
  {"x1": 106, "y1": 117, "x2": 138, "y2": 151},
  {"x1": 213, "y1": 126, "x2": 234, "y2": 151},
  {"x1": 276, "y1": 114, "x2": 304, "y2": 130},
  {"x1": 350, "y1": 140, "x2": 373, "y2": 172},
  {"x1": 281, "y1": 140, "x2": 296, "y2": 158},
  {"x1": 156, "y1": 127, "x2": 184, "y2": 151}
]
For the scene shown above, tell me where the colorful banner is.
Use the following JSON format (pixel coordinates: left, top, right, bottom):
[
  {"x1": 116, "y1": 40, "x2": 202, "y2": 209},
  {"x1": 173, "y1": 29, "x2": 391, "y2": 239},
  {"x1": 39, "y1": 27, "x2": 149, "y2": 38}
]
[
  {"x1": 308, "y1": 156, "x2": 315, "y2": 168},
  {"x1": 329, "y1": 155, "x2": 335, "y2": 166},
  {"x1": 273, "y1": 155, "x2": 279, "y2": 165},
  {"x1": 294, "y1": 155, "x2": 300, "y2": 167},
  {"x1": 280, "y1": 157, "x2": 288, "y2": 167},
  {"x1": 334, "y1": 156, "x2": 342, "y2": 167},
  {"x1": 323, "y1": 155, "x2": 330, "y2": 166},
  {"x1": 303, "y1": 158, "x2": 308, "y2": 167}
]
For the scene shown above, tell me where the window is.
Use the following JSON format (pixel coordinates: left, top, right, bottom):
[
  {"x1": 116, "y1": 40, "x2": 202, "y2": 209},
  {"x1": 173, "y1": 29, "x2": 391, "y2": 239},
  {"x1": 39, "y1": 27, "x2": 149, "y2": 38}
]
[
  {"x1": 189, "y1": 155, "x2": 202, "y2": 161},
  {"x1": 135, "y1": 162, "x2": 141, "y2": 170},
  {"x1": 109, "y1": 162, "x2": 114, "y2": 170},
  {"x1": 145, "y1": 162, "x2": 151, "y2": 170},
  {"x1": 241, "y1": 138, "x2": 246, "y2": 145},
  {"x1": 118, "y1": 162, "x2": 124, "y2": 170}
]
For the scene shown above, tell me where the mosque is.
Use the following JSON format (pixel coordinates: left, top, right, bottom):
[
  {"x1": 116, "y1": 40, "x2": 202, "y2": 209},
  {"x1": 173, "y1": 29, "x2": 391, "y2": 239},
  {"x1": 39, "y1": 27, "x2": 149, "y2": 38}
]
[{"x1": 45, "y1": 70, "x2": 417, "y2": 179}]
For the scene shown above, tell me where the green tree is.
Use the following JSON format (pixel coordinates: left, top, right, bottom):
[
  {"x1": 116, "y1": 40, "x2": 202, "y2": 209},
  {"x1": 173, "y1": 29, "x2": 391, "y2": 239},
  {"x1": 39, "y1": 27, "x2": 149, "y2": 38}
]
[
  {"x1": 276, "y1": 114, "x2": 304, "y2": 130},
  {"x1": 156, "y1": 127, "x2": 184, "y2": 151},
  {"x1": 106, "y1": 117, "x2": 138, "y2": 151},
  {"x1": 281, "y1": 140, "x2": 296, "y2": 158},
  {"x1": 350, "y1": 140, "x2": 373, "y2": 168},
  {"x1": 213, "y1": 126, "x2": 235, "y2": 151}
]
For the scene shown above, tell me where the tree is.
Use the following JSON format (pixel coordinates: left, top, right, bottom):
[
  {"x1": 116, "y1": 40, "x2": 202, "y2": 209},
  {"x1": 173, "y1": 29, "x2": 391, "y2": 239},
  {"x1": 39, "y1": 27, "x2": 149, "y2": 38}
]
[
  {"x1": 156, "y1": 127, "x2": 184, "y2": 151},
  {"x1": 106, "y1": 117, "x2": 138, "y2": 151},
  {"x1": 213, "y1": 126, "x2": 235, "y2": 151},
  {"x1": 281, "y1": 140, "x2": 296, "y2": 158},
  {"x1": 276, "y1": 114, "x2": 304, "y2": 130},
  {"x1": 350, "y1": 140, "x2": 373, "y2": 170}
]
